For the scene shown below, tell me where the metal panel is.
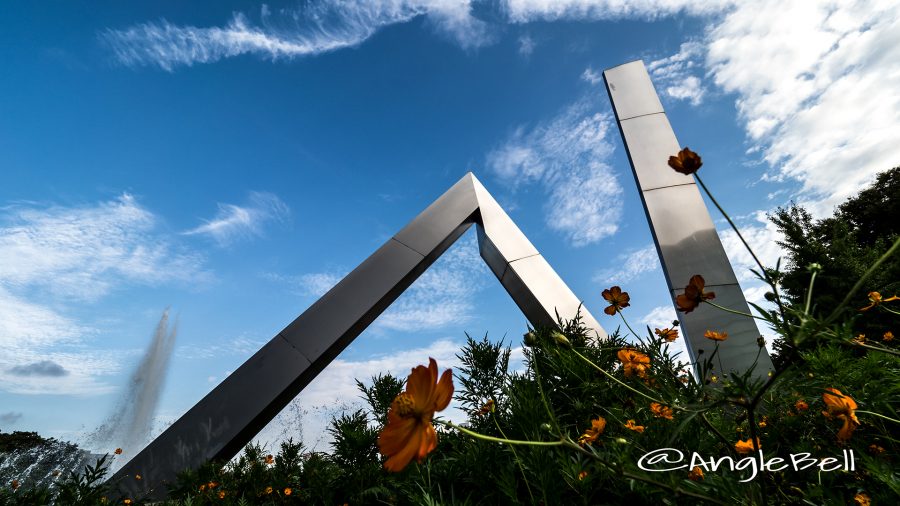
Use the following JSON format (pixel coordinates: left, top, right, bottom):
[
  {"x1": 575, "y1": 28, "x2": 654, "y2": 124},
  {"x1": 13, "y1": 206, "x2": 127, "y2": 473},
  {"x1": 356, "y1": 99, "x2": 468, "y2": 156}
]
[
  {"x1": 603, "y1": 60, "x2": 773, "y2": 380},
  {"x1": 603, "y1": 61, "x2": 665, "y2": 120},
  {"x1": 500, "y1": 254, "x2": 606, "y2": 339},
  {"x1": 673, "y1": 283, "x2": 769, "y2": 379},
  {"x1": 109, "y1": 172, "x2": 606, "y2": 500},
  {"x1": 619, "y1": 114, "x2": 694, "y2": 191},
  {"x1": 641, "y1": 184, "x2": 739, "y2": 288},
  {"x1": 111, "y1": 336, "x2": 312, "y2": 499}
]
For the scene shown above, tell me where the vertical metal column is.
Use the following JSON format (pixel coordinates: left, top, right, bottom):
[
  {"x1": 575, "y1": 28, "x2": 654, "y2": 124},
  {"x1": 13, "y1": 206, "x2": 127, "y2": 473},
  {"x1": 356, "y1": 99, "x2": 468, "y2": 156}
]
[{"x1": 603, "y1": 61, "x2": 773, "y2": 380}]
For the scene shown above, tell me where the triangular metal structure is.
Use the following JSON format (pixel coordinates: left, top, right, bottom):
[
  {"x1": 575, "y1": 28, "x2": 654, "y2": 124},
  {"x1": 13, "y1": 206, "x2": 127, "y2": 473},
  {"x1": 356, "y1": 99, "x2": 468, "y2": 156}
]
[{"x1": 111, "y1": 172, "x2": 606, "y2": 499}]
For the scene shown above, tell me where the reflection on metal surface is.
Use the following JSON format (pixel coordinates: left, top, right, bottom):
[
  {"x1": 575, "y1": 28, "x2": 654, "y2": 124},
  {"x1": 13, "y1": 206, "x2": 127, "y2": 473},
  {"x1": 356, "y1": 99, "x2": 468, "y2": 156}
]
[
  {"x1": 109, "y1": 173, "x2": 605, "y2": 500},
  {"x1": 603, "y1": 60, "x2": 774, "y2": 381}
]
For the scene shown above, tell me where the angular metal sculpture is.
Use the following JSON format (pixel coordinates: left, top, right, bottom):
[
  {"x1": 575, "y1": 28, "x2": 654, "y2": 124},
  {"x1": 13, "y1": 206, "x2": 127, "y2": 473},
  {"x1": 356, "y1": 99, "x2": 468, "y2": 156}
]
[
  {"x1": 602, "y1": 60, "x2": 774, "y2": 380},
  {"x1": 109, "y1": 173, "x2": 605, "y2": 500}
]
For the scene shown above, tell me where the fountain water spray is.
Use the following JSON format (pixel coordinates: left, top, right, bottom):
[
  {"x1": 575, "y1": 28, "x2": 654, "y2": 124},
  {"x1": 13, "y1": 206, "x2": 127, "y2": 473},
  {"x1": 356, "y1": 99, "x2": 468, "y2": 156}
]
[{"x1": 90, "y1": 308, "x2": 177, "y2": 467}]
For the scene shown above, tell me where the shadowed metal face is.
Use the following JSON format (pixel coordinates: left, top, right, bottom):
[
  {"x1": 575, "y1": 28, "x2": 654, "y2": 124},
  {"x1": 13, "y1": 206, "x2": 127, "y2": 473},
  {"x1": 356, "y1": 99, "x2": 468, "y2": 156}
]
[
  {"x1": 108, "y1": 172, "x2": 605, "y2": 500},
  {"x1": 603, "y1": 60, "x2": 774, "y2": 382}
]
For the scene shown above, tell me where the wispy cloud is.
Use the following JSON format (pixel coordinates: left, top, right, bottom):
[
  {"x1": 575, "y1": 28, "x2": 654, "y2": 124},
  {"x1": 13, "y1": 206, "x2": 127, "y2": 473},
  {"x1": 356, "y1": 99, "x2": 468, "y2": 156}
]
[
  {"x1": 184, "y1": 192, "x2": 289, "y2": 246},
  {"x1": 647, "y1": 41, "x2": 706, "y2": 105},
  {"x1": 0, "y1": 195, "x2": 207, "y2": 395},
  {"x1": 102, "y1": 2, "x2": 491, "y2": 71},
  {"x1": 0, "y1": 194, "x2": 207, "y2": 300},
  {"x1": 593, "y1": 244, "x2": 660, "y2": 285},
  {"x1": 518, "y1": 34, "x2": 535, "y2": 56},
  {"x1": 581, "y1": 67, "x2": 602, "y2": 85},
  {"x1": 176, "y1": 336, "x2": 268, "y2": 360},
  {"x1": 264, "y1": 271, "x2": 343, "y2": 298},
  {"x1": 503, "y1": 0, "x2": 733, "y2": 23},
  {"x1": 487, "y1": 98, "x2": 623, "y2": 247}
]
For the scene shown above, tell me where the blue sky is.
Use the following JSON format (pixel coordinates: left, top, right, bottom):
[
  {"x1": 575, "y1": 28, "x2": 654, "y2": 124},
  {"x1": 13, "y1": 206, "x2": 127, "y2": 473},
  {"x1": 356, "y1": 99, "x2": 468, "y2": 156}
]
[{"x1": 2, "y1": 1, "x2": 898, "y2": 455}]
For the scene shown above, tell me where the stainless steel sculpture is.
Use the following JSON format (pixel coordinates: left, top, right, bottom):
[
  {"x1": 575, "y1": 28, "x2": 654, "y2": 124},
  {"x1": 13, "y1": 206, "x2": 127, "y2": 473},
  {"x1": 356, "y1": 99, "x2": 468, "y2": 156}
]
[
  {"x1": 109, "y1": 173, "x2": 605, "y2": 500},
  {"x1": 602, "y1": 60, "x2": 774, "y2": 381}
]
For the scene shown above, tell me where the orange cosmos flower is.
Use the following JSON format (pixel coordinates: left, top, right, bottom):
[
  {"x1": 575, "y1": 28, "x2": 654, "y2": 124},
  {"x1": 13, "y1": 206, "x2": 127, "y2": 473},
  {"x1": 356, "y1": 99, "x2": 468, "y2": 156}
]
[
  {"x1": 284, "y1": 488, "x2": 292, "y2": 496},
  {"x1": 668, "y1": 147, "x2": 703, "y2": 175},
  {"x1": 134, "y1": 474, "x2": 141, "y2": 481},
  {"x1": 601, "y1": 286, "x2": 631, "y2": 315},
  {"x1": 884, "y1": 331, "x2": 894, "y2": 342},
  {"x1": 617, "y1": 348, "x2": 650, "y2": 379},
  {"x1": 114, "y1": 448, "x2": 123, "y2": 455},
  {"x1": 578, "y1": 417, "x2": 607, "y2": 445},
  {"x1": 265, "y1": 454, "x2": 274, "y2": 465},
  {"x1": 624, "y1": 419, "x2": 645, "y2": 433},
  {"x1": 378, "y1": 358, "x2": 453, "y2": 472},
  {"x1": 654, "y1": 327, "x2": 679, "y2": 342},
  {"x1": 851, "y1": 334, "x2": 866, "y2": 345},
  {"x1": 868, "y1": 444, "x2": 885, "y2": 455},
  {"x1": 124, "y1": 500, "x2": 132, "y2": 505},
  {"x1": 734, "y1": 438, "x2": 760, "y2": 454},
  {"x1": 854, "y1": 492, "x2": 871, "y2": 506},
  {"x1": 688, "y1": 466, "x2": 704, "y2": 481},
  {"x1": 704, "y1": 330, "x2": 728, "y2": 342},
  {"x1": 675, "y1": 275, "x2": 715, "y2": 313},
  {"x1": 477, "y1": 399, "x2": 495, "y2": 416},
  {"x1": 218, "y1": 491, "x2": 225, "y2": 499},
  {"x1": 795, "y1": 399, "x2": 809, "y2": 412},
  {"x1": 822, "y1": 388, "x2": 859, "y2": 441},
  {"x1": 265, "y1": 486, "x2": 273, "y2": 495},
  {"x1": 860, "y1": 291, "x2": 900, "y2": 311},
  {"x1": 11, "y1": 480, "x2": 19, "y2": 490},
  {"x1": 650, "y1": 402, "x2": 674, "y2": 420},
  {"x1": 577, "y1": 470, "x2": 588, "y2": 481}
]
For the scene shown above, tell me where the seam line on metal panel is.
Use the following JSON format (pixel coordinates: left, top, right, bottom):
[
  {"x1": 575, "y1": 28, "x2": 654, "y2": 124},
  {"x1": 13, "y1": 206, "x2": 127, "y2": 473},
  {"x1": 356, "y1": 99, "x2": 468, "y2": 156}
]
[
  {"x1": 669, "y1": 282, "x2": 741, "y2": 293},
  {"x1": 276, "y1": 333, "x2": 314, "y2": 367},
  {"x1": 642, "y1": 182, "x2": 696, "y2": 193},
  {"x1": 507, "y1": 252, "x2": 542, "y2": 265},
  {"x1": 618, "y1": 111, "x2": 666, "y2": 122},
  {"x1": 390, "y1": 237, "x2": 427, "y2": 258}
]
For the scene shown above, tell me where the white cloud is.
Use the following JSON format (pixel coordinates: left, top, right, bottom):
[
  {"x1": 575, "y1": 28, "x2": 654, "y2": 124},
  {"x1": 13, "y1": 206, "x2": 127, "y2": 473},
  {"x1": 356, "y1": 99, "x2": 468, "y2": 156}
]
[
  {"x1": 102, "y1": 1, "x2": 491, "y2": 71},
  {"x1": 640, "y1": 305, "x2": 677, "y2": 330},
  {"x1": 184, "y1": 192, "x2": 289, "y2": 246},
  {"x1": 0, "y1": 195, "x2": 207, "y2": 394},
  {"x1": 593, "y1": 244, "x2": 660, "y2": 285},
  {"x1": 487, "y1": 99, "x2": 623, "y2": 246},
  {"x1": 581, "y1": 67, "x2": 602, "y2": 85},
  {"x1": 504, "y1": 0, "x2": 733, "y2": 23},
  {"x1": 647, "y1": 41, "x2": 707, "y2": 105},
  {"x1": 264, "y1": 271, "x2": 343, "y2": 298},
  {"x1": 176, "y1": 336, "x2": 267, "y2": 360},
  {"x1": 704, "y1": 0, "x2": 900, "y2": 215},
  {"x1": 0, "y1": 194, "x2": 206, "y2": 301},
  {"x1": 718, "y1": 211, "x2": 785, "y2": 283},
  {"x1": 518, "y1": 34, "x2": 535, "y2": 56},
  {"x1": 377, "y1": 232, "x2": 490, "y2": 332}
]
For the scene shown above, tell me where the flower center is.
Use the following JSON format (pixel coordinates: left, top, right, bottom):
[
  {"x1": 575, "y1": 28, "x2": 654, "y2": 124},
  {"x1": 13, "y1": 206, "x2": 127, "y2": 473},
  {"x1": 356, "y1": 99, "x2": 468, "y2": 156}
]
[{"x1": 394, "y1": 392, "x2": 416, "y2": 417}]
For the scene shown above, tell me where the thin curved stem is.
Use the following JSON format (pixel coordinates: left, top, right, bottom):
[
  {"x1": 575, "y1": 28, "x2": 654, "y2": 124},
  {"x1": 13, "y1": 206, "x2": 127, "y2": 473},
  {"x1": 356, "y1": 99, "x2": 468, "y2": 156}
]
[
  {"x1": 571, "y1": 349, "x2": 668, "y2": 407},
  {"x1": 704, "y1": 300, "x2": 767, "y2": 321},
  {"x1": 827, "y1": 236, "x2": 900, "y2": 322},
  {"x1": 437, "y1": 420, "x2": 564, "y2": 447},
  {"x1": 856, "y1": 410, "x2": 900, "y2": 425},
  {"x1": 617, "y1": 310, "x2": 646, "y2": 345},
  {"x1": 491, "y1": 411, "x2": 536, "y2": 503},
  {"x1": 804, "y1": 270, "x2": 818, "y2": 315},
  {"x1": 695, "y1": 174, "x2": 787, "y2": 322},
  {"x1": 854, "y1": 342, "x2": 900, "y2": 357}
]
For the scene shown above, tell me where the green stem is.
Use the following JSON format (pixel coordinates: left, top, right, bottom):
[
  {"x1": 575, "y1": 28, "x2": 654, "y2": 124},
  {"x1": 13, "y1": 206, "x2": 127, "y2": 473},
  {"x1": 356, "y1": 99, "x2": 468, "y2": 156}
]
[
  {"x1": 804, "y1": 270, "x2": 818, "y2": 315},
  {"x1": 617, "y1": 310, "x2": 646, "y2": 345},
  {"x1": 571, "y1": 349, "x2": 668, "y2": 407},
  {"x1": 704, "y1": 300, "x2": 767, "y2": 321},
  {"x1": 491, "y1": 411, "x2": 536, "y2": 503},
  {"x1": 437, "y1": 420, "x2": 563, "y2": 447},
  {"x1": 883, "y1": 306, "x2": 900, "y2": 316},
  {"x1": 530, "y1": 354, "x2": 562, "y2": 435},
  {"x1": 855, "y1": 342, "x2": 900, "y2": 357},
  {"x1": 827, "y1": 236, "x2": 900, "y2": 322},
  {"x1": 695, "y1": 174, "x2": 787, "y2": 322},
  {"x1": 856, "y1": 410, "x2": 900, "y2": 425},
  {"x1": 700, "y1": 412, "x2": 736, "y2": 454}
]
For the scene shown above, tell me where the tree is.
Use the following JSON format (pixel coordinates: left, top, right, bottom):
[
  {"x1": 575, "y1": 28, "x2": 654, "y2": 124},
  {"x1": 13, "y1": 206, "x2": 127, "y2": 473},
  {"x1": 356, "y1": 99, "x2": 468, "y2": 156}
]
[{"x1": 770, "y1": 166, "x2": 900, "y2": 338}]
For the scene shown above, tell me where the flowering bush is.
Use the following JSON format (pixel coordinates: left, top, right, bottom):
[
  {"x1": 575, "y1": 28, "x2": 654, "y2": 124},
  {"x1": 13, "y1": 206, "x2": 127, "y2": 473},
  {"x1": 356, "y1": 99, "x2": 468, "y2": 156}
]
[{"x1": 4, "y1": 157, "x2": 898, "y2": 505}]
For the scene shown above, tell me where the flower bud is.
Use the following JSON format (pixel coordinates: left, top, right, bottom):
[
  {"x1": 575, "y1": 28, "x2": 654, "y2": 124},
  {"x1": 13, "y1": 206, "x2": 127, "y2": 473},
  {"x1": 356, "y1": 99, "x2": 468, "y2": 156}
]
[
  {"x1": 523, "y1": 331, "x2": 537, "y2": 347},
  {"x1": 806, "y1": 263, "x2": 823, "y2": 273},
  {"x1": 764, "y1": 292, "x2": 776, "y2": 302},
  {"x1": 757, "y1": 336, "x2": 766, "y2": 348},
  {"x1": 540, "y1": 423, "x2": 552, "y2": 432},
  {"x1": 615, "y1": 437, "x2": 628, "y2": 445},
  {"x1": 552, "y1": 331, "x2": 571, "y2": 348}
]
